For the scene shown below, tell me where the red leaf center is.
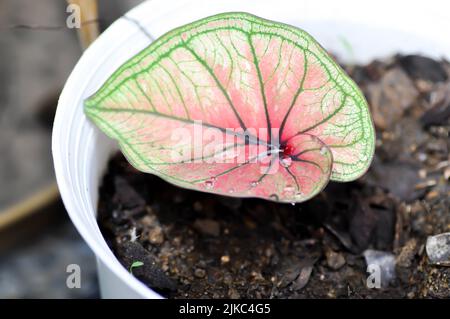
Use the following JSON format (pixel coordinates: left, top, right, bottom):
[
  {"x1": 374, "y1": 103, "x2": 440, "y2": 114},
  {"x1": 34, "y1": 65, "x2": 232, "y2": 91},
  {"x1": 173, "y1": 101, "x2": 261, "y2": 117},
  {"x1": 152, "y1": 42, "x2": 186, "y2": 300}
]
[{"x1": 281, "y1": 143, "x2": 296, "y2": 157}]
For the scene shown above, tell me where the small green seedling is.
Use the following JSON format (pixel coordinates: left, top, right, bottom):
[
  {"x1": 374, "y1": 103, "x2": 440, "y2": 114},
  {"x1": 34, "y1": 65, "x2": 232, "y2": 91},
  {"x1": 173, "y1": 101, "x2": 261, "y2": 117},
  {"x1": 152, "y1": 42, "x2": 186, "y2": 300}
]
[{"x1": 129, "y1": 261, "x2": 144, "y2": 274}]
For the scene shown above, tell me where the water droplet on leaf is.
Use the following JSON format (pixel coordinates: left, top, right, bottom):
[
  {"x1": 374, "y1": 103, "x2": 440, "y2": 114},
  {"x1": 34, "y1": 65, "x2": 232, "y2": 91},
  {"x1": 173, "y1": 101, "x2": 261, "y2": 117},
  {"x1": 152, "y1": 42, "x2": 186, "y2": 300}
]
[
  {"x1": 280, "y1": 156, "x2": 292, "y2": 168},
  {"x1": 295, "y1": 191, "x2": 303, "y2": 198},
  {"x1": 250, "y1": 181, "x2": 259, "y2": 187},
  {"x1": 284, "y1": 185, "x2": 295, "y2": 194},
  {"x1": 269, "y1": 194, "x2": 279, "y2": 201},
  {"x1": 204, "y1": 180, "x2": 214, "y2": 189},
  {"x1": 320, "y1": 146, "x2": 327, "y2": 155},
  {"x1": 228, "y1": 188, "x2": 235, "y2": 194}
]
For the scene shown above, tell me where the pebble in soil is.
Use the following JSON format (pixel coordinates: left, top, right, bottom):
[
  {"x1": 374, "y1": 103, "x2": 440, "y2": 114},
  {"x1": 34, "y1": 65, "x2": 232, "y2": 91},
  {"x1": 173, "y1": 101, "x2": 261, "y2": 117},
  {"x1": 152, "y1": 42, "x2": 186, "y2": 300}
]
[{"x1": 98, "y1": 55, "x2": 450, "y2": 298}]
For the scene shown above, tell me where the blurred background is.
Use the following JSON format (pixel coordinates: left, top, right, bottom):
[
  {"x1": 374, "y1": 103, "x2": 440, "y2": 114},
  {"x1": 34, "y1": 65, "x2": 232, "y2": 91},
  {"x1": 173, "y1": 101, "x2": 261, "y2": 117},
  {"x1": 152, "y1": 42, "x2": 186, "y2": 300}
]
[{"x1": 0, "y1": 0, "x2": 144, "y2": 299}]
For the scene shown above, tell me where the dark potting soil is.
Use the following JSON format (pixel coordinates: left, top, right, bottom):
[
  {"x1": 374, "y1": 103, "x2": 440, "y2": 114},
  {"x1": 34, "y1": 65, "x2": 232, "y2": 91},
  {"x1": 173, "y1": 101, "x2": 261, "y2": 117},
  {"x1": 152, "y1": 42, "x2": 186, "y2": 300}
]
[{"x1": 97, "y1": 55, "x2": 450, "y2": 299}]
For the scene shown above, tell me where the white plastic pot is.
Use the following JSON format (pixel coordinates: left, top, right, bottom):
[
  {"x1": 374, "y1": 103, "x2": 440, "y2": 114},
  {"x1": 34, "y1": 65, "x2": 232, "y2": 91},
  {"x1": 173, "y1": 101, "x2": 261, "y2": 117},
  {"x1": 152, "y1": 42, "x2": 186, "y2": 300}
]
[{"x1": 53, "y1": 0, "x2": 450, "y2": 298}]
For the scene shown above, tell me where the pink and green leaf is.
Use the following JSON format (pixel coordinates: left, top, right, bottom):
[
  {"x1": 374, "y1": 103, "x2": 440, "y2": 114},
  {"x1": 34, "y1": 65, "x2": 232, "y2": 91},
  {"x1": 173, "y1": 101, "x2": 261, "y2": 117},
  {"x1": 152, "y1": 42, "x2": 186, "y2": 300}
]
[{"x1": 84, "y1": 12, "x2": 375, "y2": 203}]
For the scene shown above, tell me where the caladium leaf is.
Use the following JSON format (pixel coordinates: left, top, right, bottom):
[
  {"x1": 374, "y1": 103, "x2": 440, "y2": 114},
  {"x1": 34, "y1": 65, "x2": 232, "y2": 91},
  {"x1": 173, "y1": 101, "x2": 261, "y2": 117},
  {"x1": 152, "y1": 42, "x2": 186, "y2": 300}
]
[{"x1": 85, "y1": 12, "x2": 375, "y2": 203}]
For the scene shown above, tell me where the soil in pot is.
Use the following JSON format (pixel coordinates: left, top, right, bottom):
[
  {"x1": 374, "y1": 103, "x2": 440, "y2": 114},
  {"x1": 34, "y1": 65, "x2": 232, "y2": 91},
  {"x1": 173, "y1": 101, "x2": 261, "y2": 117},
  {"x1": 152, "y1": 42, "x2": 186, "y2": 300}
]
[{"x1": 97, "y1": 54, "x2": 450, "y2": 299}]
